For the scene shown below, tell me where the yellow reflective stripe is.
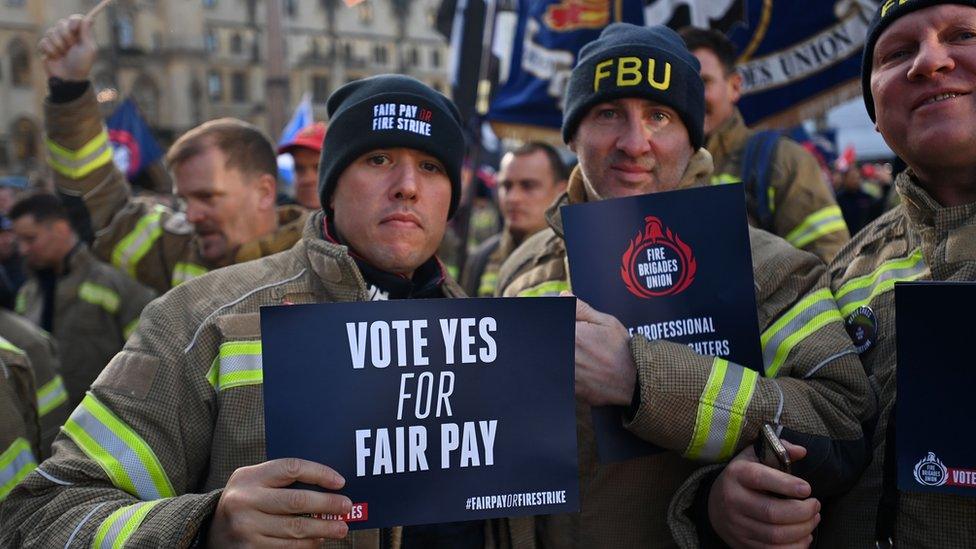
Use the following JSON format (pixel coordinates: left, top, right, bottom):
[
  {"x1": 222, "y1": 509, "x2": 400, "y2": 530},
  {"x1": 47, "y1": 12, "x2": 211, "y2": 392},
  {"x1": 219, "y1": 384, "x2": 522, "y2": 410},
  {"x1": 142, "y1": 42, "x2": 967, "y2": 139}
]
[
  {"x1": 14, "y1": 291, "x2": 26, "y2": 314},
  {"x1": 516, "y1": 280, "x2": 570, "y2": 297},
  {"x1": 722, "y1": 367, "x2": 758, "y2": 459},
  {"x1": 208, "y1": 340, "x2": 263, "y2": 391},
  {"x1": 760, "y1": 288, "x2": 843, "y2": 377},
  {"x1": 37, "y1": 374, "x2": 69, "y2": 417},
  {"x1": 446, "y1": 264, "x2": 460, "y2": 280},
  {"x1": 170, "y1": 262, "x2": 209, "y2": 287},
  {"x1": 0, "y1": 335, "x2": 24, "y2": 355},
  {"x1": 78, "y1": 281, "x2": 121, "y2": 315},
  {"x1": 123, "y1": 317, "x2": 140, "y2": 339},
  {"x1": 835, "y1": 248, "x2": 927, "y2": 316},
  {"x1": 92, "y1": 500, "x2": 163, "y2": 549},
  {"x1": 46, "y1": 131, "x2": 113, "y2": 179},
  {"x1": 784, "y1": 206, "x2": 847, "y2": 249},
  {"x1": 0, "y1": 437, "x2": 36, "y2": 501},
  {"x1": 686, "y1": 358, "x2": 727, "y2": 460},
  {"x1": 62, "y1": 393, "x2": 174, "y2": 500},
  {"x1": 710, "y1": 173, "x2": 740, "y2": 185},
  {"x1": 685, "y1": 358, "x2": 759, "y2": 461},
  {"x1": 477, "y1": 271, "x2": 498, "y2": 297},
  {"x1": 111, "y1": 206, "x2": 165, "y2": 277}
]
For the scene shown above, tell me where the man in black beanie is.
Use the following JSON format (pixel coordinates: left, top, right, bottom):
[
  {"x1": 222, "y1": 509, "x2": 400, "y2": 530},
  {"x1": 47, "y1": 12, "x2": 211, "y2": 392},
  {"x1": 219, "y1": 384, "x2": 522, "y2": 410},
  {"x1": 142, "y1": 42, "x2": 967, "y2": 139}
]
[
  {"x1": 496, "y1": 22, "x2": 873, "y2": 549},
  {"x1": 0, "y1": 73, "x2": 486, "y2": 548},
  {"x1": 812, "y1": 1, "x2": 976, "y2": 546}
]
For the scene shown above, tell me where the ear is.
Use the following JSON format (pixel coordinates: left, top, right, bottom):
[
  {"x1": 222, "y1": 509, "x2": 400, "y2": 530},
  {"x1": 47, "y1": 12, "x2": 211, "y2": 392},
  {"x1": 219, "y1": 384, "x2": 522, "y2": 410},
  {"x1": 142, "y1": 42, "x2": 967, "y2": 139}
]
[
  {"x1": 256, "y1": 173, "x2": 278, "y2": 210},
  {"x1": 728, "y1": 72, "x2": 743, "y2": 104},
  {"x1": 568, "y1": 138, "x2": 577, "y2": 154}
]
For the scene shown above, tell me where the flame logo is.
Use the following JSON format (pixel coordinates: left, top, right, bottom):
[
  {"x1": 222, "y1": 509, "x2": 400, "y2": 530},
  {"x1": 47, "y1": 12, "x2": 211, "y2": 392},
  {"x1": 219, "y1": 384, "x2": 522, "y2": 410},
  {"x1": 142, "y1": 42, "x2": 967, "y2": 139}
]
[
  {"x1": 544, "y1": 0, "x2": 609, "y2": 31},
  {"x1": 620, "y1": 215, "x2": 697, "y2": 298}
]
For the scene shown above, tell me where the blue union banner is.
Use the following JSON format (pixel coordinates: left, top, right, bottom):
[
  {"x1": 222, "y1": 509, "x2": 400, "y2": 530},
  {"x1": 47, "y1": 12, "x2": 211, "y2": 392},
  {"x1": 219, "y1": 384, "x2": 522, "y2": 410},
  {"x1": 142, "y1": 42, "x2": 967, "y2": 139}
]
[
  {"x1": 486, "y1": 0, "x2": 879, "y2": 134},
  {"x1": 726, "y1": 0, "x2": 879, "y2": 126},
  {"x1": 261, "y1": 297, "x2": 579, "y2": 530}
]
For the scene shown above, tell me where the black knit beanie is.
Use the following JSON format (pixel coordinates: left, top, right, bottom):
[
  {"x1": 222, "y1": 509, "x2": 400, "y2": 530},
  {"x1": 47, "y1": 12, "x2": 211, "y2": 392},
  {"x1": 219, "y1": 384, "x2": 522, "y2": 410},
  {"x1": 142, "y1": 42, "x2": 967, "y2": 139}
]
[
  {"x1": 319, "y1": 74, "x2": 465, "y2": 218},
  {"x1": 562, "y1": 23, "x2": 705, "y2": 149},
  {"x1": 862, "y1": 0, "x2": 976, "y2": 122}
]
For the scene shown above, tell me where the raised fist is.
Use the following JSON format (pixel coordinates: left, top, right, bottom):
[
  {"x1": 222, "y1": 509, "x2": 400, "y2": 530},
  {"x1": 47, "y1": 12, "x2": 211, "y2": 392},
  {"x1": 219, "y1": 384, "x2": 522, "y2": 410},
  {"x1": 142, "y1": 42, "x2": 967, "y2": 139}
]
[{"x1": 38, "y1": 15, "x2": 97, "y2": 81}]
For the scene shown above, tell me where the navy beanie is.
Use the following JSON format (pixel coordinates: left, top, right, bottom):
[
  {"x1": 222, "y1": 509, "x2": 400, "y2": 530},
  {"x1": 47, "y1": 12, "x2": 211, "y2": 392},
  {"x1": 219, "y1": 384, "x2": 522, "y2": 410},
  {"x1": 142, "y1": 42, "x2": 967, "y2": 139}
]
[
  {"x1": 319, "y1": 74, "x2": 465, "y2": 219},
  {"x1": 562, "y1": 23, "x2": 705, "y2": 149},
  {"x1": 862, "y1": 0, "x2": 976, "y2": 122}
]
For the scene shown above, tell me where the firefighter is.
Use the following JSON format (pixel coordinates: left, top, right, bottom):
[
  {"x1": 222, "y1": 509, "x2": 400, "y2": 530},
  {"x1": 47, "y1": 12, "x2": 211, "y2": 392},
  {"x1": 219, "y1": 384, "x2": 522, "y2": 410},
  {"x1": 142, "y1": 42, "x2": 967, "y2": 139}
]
[
  {"x1": 461, "y1": 142, "x2": 568, "y2": 297},
  {"x1": 39, "y1": 15, "x2": 307, "y2": 295},
  {"x1": 10, "y1": 193, "x2": 156, "y2": 409},
  {"x1": 0, "y1": 336, "x2": 40, "y2": 504},
  {"x1": 814, "y1": 1, "x2": 976, "y2": 545},
  {"x1": 494, "y1": 23, "x2": 873, "y2": 548},
  {"x1": 0, "y1": 308, "x2": 69, "y2": 459},
  {"x1": 679, "y1": 27, "x2": 850, "y2": 263},
  {"x1": 0, "y1": 69, "x2": 478, "y2": 547},
  {"x1": 279, "y1": 122, "x2": 328, "y2": 210}
]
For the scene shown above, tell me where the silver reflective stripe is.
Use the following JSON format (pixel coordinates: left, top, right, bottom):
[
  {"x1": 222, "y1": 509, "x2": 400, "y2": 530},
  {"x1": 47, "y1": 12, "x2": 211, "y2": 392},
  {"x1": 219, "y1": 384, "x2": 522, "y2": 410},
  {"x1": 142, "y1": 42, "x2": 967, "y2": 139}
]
[
  {"x1": 762, "y1": 293, "x2": 838, "y2": 373},
  {"x1": 70, "y1": 405, "x2": 163, "y2": 500},
  {"x1": 697, "y1": 364, "x2": 745, "y2": 461},
  {"x1": 65, "y1": 501, "x2": 110, "y2": 549},
  {"x1": 221, "y1": 354, "x2": 262, "y2": 376}
]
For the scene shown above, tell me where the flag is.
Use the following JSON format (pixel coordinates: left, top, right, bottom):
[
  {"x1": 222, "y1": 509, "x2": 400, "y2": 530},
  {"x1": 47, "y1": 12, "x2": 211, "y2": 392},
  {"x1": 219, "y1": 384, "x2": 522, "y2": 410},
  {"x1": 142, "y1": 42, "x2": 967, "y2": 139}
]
[
  {"x1": 106, "y1": 99, "x2": 164, "y2": 180},
  {"x1": 486, "y1": 0, "x2": 646, "y2": 138},
  {"x1": 279, "y1": 92, "x2": 313, "y2": 146},
  {"x1": 728, "y1": 0, "x2": 878, "y2": 127},
  {"x1": 277, "y1": 92, "x2": 313, "y2": 190}
]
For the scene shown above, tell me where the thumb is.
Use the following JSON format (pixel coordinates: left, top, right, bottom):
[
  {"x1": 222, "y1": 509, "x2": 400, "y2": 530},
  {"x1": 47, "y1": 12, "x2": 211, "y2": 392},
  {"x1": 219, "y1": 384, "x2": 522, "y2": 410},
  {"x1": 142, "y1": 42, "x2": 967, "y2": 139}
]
[
  {"x1": 564, "y1": 292, "x2": 608, "y2": 325},
  {"x1": 78, "y1": 16, "x2": 95, "y2": 46},
  {"x1": 781, "y1": 439, "x2": 808, "y2": 462}
]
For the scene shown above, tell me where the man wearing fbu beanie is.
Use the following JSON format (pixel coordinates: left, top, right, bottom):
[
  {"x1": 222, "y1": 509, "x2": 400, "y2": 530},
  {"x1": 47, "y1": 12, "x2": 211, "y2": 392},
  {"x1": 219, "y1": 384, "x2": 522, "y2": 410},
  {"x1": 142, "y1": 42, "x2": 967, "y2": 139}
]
[
  {"x1": 495, "y1": 23, "x2": 873, "y2": 548},
  {"x1": 0, "y1": 74, "x2": 486, "y2": 548}
]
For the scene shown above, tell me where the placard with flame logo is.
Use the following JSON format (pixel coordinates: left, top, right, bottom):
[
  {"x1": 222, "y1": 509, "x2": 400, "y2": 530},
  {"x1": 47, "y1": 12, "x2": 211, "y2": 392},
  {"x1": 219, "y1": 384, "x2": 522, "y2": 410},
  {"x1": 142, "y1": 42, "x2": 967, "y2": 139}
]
[{"x1": 620, "y1": 216, "x2": 697, "y2": 298}]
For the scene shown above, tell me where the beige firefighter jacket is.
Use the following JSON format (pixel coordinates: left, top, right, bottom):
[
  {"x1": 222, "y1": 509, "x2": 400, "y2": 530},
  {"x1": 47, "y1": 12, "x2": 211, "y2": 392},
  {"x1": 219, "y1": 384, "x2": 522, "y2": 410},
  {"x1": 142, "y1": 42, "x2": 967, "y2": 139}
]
[
  {"x1": 817, "y1": 172, "x2": 976, "y2": 547},
  {"x1": 15, "y1": 244, "x2": 156, "y2": 410},
  {"x1": 0, "y1": 336, "x2": 40, "y2": 503},
  {"x1": 493, "y1": 151, "x2": 873, "y2": 548},
  {"x1": 707, "y1": 109, "x2": 849, "y2": 263},
  {"x1": 0, "y1": 309, "x2": 68, "y2": 459},
  {"x1": 461, "y1": 229, "x2": 519, "y2": 297},
  {"x1": 0, "y1": 211, "x2": 465, "y2": 548},
  {"x1": 47, "y1": 85, "x2": 308, "y2": 295}
]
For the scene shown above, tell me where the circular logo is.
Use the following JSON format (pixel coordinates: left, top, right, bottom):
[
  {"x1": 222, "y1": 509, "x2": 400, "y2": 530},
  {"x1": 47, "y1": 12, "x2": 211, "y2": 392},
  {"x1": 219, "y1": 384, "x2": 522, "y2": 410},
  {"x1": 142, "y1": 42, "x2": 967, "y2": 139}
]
[
  {"x1": 620, "y1": 216, "x2": 696, "y2": 299},
  {"x1": 845, "y1": 305, "x2": 877, "y2": 354},
  {"x1": 914, "y1": 452, "x2": 948, "y2": 487}
]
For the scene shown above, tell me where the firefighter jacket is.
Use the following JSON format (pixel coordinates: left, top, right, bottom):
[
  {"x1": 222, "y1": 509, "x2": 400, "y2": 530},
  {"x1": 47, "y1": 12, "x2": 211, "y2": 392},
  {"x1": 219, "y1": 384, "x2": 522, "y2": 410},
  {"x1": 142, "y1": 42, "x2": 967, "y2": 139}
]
[
  {"x1": 493, "y1": 151, "x2": 873, "y2": 548},
  {"x1": 0, "y1": 211, "x2": 466, "y2": 548},
  {"x1": 817, "y1": 172, "x2": 976, "y2": 548},
  {"x1": 46, "y1": 84, "x2": 308, "y2": 295},
  {"x1": 461, "y1": 229, "x2": 519, "y2": 297},
  {"x1": 15, "y1": 244, "x2": 156, "y2": 410},
  {"x1": 0, "y1": 336, "x2": 40, "y2": 503},
  {"x1": 0, "y1": 309, "x2": 69, "y2": 459},
  {"x1": 707, "y1": 109, "x2": 849, "y2": 263}
]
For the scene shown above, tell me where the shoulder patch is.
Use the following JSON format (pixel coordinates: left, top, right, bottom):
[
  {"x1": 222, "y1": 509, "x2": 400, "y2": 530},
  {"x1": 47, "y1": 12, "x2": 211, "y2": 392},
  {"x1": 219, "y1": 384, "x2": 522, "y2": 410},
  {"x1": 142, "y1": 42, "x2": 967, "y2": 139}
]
[
  {"x1": 162, "y1": 211, "x2": 194, "y2": 235},
  {"x1": 93, "y1": 351, "x2": 160, "y2": 400},
  {"x1": 215, "y1": 313, "x2": 262, "y2": 340}
]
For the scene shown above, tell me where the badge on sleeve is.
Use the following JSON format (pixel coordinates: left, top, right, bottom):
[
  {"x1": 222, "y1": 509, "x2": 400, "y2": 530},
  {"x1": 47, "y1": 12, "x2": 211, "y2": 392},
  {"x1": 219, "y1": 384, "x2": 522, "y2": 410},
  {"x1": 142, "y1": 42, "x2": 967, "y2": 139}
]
[{"x1": 845, "y1": 305, "x2": 878, "y2": 354}]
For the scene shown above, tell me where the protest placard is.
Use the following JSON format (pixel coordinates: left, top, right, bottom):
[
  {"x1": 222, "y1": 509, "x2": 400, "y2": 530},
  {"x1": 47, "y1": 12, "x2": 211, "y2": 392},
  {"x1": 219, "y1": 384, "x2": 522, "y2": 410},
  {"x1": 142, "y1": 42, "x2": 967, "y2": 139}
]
[
  {"x1": 897, "y1": 282, "x2": 976, "y2": 497},
  {"x1": 261, "y1": 297, "x2": 579, "y2": 529},
  {"x1": 562, "y1": 184, "x2": 763, "y2": 461}
]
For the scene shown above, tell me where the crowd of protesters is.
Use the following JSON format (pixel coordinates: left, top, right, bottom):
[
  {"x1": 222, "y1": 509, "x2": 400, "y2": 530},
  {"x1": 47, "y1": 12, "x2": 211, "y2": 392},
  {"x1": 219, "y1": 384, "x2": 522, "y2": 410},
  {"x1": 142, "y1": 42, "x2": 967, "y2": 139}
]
[{"x1": 2, "y1": 0, "x2": 976, "y2": 547}]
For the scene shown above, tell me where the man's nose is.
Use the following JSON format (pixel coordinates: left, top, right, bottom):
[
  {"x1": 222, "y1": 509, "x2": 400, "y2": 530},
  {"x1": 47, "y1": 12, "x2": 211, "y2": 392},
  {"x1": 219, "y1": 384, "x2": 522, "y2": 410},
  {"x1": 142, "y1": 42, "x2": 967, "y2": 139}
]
[
  {"x1": 390, "y1": 163, "x2": 420, "y2": 201},
  {"x1": 908, "y1": 37, "x2": 956, "y2": 81},
  {"x1": 616, "y1": 117, "x2": 652, "y2": 158}
]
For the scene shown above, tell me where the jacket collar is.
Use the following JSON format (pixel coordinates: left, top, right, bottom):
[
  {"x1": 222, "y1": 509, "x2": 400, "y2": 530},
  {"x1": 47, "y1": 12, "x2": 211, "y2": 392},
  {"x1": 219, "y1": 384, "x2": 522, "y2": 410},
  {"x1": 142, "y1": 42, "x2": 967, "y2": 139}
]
[
  {"x1": 704, "y1": 108, "x2": 749, "y2": 161},
  {"x1": 299, "y1": 211, "x2": 464, "y2": 301},
  {"x1": 233, "y1": 205, "x2": 309, "y2": 265},
  {"x1": 897, "y1": 170, "x2": 976, "y2": 233},
  {"x1": 544, "y1": 148, "x2": 716, "y2": 238}
]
